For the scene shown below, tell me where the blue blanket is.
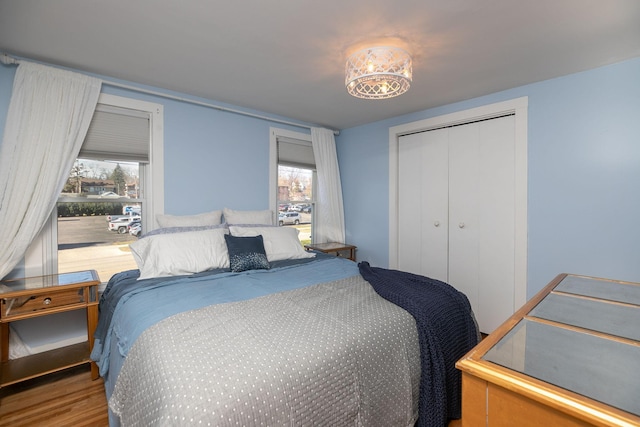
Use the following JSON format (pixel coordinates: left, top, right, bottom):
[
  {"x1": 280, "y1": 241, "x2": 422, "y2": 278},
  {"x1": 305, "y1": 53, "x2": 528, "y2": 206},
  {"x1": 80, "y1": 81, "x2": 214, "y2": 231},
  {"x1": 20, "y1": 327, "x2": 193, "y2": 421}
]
[
  {"x1": 91, "y1": 255, "x2": 361, "y2": 401},
  {"x1": 358, "y1": 262, "x2": 479, "y2": 427},
  {"x1": 93, "y1": 255, "x2": 477, "y2": 426}
]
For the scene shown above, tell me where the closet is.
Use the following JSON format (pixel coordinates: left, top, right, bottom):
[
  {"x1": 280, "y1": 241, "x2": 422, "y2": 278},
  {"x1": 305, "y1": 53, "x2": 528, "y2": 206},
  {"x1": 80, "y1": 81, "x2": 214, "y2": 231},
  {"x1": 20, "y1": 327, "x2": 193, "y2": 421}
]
[{"x1": 397, "y1": 115, "x2": 517, "y2": 334}]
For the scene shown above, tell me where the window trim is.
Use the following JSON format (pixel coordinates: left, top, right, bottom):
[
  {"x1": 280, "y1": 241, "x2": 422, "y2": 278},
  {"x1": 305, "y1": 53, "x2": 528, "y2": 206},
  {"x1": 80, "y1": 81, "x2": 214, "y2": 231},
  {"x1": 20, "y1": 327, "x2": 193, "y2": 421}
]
[{"x1": 24, "y1": 93, "x2": 164, "y2": 278}]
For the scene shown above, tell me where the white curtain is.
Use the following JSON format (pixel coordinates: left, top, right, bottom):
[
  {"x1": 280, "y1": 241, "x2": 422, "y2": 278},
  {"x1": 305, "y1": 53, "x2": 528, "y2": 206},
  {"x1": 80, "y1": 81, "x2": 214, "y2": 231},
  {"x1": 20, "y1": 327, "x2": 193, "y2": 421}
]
[
  {"x1": 311, "y1": 127, "x2": 345, "y2": 243},
  {"x1": 0, "y1": 62, "x2": 102, "y2": 279}
]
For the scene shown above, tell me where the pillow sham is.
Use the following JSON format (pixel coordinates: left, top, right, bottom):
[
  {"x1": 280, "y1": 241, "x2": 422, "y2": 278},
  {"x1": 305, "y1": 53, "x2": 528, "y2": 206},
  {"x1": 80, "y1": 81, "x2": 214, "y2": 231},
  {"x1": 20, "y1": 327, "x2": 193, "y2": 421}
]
[
  {"x1": 130, "y1": 228, "x2": 229, "y2": 280},
  {"x1": 224, "y1": 234, "x2": 270, "y2": 272},
  {"x1": 156, "y1": 210, "x2": 222, "y2": 228},
  {"x1": 229, "y1": 226, "x2": 315, "y2": 262},
  {"x1": 141, "y1": 223, "x2": 228, "y2": 239},
  {"x1": 223, "y1": 208, "x2": 273, "y2": 225}
]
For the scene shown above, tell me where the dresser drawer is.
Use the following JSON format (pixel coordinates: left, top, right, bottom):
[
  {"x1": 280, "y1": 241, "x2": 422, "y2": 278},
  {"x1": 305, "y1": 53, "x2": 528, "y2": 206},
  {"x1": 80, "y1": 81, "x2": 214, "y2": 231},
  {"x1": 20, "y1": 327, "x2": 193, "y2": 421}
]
[{"x1": 1, "y1": 288, "x2": 85, "y2": 319}]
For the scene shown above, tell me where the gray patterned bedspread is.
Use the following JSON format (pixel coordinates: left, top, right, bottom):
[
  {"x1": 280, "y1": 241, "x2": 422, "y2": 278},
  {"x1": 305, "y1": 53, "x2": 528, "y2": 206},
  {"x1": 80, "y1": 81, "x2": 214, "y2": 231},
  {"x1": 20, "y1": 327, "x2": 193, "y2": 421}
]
[{"x1": 109, "y1": 274, "x2": 421, "y2": 426}]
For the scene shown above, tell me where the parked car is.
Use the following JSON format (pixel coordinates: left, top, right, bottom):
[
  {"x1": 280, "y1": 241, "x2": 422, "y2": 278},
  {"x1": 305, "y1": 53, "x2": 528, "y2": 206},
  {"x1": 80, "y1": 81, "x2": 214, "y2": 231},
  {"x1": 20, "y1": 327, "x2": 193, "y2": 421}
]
[
  {"x1": 123, "y1": 205, "x2": 141, "y2": 215},
  {"x1": 106, "y1": 214, "x2": 129, "y2": 222},
  {"x1": 108, "y1": 216, "x2": 140, "y2": 233},
  {"x1": 106, "y1": 209, "x2": 140, "y2": 222},
  {"x1": 278, "y1": 212, "x2": 300, "y2": 225},
  {"x1": 128, "y1": 221, "x2": 142, "y2": 237}
]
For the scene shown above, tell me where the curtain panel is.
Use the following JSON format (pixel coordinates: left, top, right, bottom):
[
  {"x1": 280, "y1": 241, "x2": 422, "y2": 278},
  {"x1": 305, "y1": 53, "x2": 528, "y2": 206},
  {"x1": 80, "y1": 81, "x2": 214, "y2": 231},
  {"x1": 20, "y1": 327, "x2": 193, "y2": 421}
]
[
  {"x1": 0, "y1": 61, "x2": 102, "y2": 280},
  {"x1": 311, "y1": 127, "x2": 345, "y2": 244}
]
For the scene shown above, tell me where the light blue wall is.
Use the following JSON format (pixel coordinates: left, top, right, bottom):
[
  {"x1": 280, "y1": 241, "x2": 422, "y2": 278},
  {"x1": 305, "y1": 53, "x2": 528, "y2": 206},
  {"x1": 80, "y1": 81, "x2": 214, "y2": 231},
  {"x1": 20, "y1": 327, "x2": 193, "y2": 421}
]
[
  {"x1": 2, "y1": 57, "x2": 639, "y2": 299},
  {"x1": 0, "y1": 62, "x2": 310, "y2": 216},
  {"x1": 100, "y1": 85, "x2": 311, "y2": 215},
  {"x1": 337, "y1": 57, "x2": 640, "y2": 298}
]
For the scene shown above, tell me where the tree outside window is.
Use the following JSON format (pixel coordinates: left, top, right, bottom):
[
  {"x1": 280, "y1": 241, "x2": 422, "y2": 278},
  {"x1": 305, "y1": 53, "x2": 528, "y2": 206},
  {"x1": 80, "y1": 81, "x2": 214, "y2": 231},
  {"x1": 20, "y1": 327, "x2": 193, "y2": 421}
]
[{"x1": 277, "y1": 165, "x2": 314, "y2": 244}]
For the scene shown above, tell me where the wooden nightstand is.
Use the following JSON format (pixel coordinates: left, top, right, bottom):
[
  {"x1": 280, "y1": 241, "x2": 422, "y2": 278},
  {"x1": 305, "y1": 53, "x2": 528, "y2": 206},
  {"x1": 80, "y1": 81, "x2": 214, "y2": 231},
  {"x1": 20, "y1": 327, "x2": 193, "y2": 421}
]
[
  {"x1": 0, "y1": 270, "x2": 100, "y2": 389},
  {"x1": 304, "y1": 242, "x2": 357, "y2": 261}
]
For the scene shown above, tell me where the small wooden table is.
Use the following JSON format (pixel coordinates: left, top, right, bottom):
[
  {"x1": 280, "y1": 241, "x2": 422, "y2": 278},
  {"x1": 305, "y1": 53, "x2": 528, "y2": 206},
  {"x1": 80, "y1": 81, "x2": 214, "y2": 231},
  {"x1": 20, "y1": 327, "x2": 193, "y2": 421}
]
[
  {"x1": 304, "y1": 242, "x2": 357, "y2": 261},
  {"x1": 0, "y1": 270, "x2": 100, "y2": 388}
]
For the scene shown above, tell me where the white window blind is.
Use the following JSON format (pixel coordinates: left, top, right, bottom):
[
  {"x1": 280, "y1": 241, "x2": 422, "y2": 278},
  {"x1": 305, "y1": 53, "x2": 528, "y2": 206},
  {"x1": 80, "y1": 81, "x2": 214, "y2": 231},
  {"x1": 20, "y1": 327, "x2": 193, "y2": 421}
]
[
  {"x1": 277, "y1": 137, "x2": 315, "y2": 169},
  {"x1": 79, "y1": 104, "x2": 150, "y2": 163}
]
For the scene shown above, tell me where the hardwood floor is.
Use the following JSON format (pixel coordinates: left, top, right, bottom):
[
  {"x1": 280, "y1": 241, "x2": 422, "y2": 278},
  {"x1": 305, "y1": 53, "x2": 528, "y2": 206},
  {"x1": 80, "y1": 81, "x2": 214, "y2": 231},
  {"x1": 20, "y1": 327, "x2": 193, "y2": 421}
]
[
  {"x1": 0, "y1": 365, "x2": 108, "y2": 427},
  {"x1": 0, "y1": 365, "x2": 463, "y2": 426}
]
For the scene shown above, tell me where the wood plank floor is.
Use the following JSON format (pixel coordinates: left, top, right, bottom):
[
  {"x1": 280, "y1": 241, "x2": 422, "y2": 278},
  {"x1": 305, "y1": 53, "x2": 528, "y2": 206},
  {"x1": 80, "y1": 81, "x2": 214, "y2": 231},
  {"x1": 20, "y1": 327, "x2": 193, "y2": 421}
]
[
  {"x1": 0, "y1": 365, "x2": 462, "y2": 426},
  {"x1": 0, "y1": 365, "x2": 108, "y2": 427}
]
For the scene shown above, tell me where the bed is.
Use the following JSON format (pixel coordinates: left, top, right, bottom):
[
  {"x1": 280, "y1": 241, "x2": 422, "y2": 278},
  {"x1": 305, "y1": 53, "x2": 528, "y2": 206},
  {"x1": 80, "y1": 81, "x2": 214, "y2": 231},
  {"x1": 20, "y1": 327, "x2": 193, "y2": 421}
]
[{"x1": 92, "y1": 209, "x2": 479, "y2": 427}]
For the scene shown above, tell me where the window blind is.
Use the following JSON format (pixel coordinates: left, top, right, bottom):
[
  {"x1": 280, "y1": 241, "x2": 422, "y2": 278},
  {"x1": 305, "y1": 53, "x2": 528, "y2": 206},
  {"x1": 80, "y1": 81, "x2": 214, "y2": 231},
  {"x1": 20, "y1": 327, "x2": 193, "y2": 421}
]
[
  {"x1": 277, "y1": 137, "x2": 315, "y2": 169},
  {"x1": 79, "y1": 104, "x2": 150, "y2": 163}
]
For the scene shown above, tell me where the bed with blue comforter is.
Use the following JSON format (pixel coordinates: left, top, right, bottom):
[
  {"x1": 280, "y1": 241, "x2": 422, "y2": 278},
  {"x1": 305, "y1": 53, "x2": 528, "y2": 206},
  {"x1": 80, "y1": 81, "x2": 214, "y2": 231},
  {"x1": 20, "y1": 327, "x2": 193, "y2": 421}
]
[{"x1": 92, "y1": 221, "x2": 478, "y2": 427}]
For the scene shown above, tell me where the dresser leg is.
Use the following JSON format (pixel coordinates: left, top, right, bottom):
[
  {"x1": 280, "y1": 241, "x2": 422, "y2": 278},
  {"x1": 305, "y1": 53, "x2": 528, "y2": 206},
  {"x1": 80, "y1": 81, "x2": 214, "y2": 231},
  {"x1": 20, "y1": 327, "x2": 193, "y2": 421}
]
[
  {"x1": 0, "y1": 323, "x2": 8, "y2": 363},
  {"x1": 87, "y1": 304, "x2": 99, "y2": 380},
  {"x1": 90, "y1": 361, "x2": 99, "y2": 380}
]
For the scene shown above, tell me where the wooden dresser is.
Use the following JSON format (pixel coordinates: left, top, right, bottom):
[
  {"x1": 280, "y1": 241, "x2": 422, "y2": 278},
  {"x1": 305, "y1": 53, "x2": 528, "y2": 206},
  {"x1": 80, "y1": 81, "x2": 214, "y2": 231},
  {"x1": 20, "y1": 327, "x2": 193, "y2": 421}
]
[{"x1": 456, "y1": 273, "x2": 640, "y2": 427}]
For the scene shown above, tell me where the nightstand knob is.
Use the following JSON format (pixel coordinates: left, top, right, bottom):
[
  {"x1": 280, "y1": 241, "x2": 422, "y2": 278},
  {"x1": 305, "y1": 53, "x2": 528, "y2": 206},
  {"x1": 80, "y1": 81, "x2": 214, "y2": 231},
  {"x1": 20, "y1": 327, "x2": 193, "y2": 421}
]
[
  {"x1": 434, "y1": 221, "x2": 440, "y2": 227},
  {"x1": 43, "y1": 297, "x2": 52, "y2": 305}
]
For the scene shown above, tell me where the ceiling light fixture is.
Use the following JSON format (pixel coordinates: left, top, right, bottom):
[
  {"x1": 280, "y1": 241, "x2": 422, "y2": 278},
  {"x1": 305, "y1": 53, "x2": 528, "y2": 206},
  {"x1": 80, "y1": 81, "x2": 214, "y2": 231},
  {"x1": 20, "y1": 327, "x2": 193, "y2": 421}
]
[{"x1": 345, "y1": 46, "x2": 412, "y2": 99}]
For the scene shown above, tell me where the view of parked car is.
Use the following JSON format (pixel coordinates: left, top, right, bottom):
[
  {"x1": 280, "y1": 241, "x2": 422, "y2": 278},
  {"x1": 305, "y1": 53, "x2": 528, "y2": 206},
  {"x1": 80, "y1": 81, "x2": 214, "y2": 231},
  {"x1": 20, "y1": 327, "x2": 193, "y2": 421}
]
[
  {"x1": 279, "y1": 203, "x2": 312, "y2": 213},
  {"x1": 108, "y1": 216, "x2": 141, "y2": 234},
  {"x1": 106, "y1": 207, "x2": 141, "y2": 222},
  {"x1": 128, "y1": 221, "x2": 142, "y2": 237},
  {"x1": 278, "y1": 212, "x2": 300, "y2": 225},
  {"x1": 123, "y1": 205, "x2": 141, "y2": 215}
]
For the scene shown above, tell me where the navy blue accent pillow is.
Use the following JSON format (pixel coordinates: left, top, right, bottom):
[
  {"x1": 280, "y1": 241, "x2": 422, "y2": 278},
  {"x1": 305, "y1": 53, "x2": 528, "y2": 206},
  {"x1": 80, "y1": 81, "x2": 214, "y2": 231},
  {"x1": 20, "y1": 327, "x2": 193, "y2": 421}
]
[{"x1": 224, "y1": 234, "x2": 270, "y2": 272}]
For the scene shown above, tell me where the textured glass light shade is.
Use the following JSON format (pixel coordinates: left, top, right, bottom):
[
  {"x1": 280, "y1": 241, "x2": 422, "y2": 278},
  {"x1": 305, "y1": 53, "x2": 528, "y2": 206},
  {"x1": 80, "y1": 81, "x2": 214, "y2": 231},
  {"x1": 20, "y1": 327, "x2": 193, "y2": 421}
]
[{"x1": 345, "y1": 46, "x2": 412, "y2": 99}]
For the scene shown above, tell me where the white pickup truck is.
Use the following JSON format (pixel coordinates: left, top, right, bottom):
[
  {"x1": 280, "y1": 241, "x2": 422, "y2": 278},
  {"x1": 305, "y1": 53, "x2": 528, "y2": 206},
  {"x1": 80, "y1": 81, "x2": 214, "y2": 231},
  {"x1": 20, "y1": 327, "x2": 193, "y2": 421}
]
[{"x1": 108, "y1": 216, "x2": 141, "y2": 234}]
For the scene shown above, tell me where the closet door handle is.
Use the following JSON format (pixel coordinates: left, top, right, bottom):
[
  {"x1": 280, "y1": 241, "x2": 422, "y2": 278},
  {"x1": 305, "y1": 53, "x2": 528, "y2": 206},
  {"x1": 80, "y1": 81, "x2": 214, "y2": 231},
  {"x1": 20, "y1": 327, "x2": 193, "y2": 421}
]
[
  {"x1": 434, "y1": 221, "x2": 440, "y2": 227},
  {"x1": 458, "y1": 222, "x2": 465, "y2": 229}
]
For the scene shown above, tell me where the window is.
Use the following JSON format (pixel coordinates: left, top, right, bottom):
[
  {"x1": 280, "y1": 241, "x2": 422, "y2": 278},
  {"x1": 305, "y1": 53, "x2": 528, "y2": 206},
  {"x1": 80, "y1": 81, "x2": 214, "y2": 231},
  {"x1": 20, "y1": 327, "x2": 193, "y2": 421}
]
[
  {"x1": 269, "y1": 128, "x2": 316, "y2": 245},
  {"x1": 24, "y1": 94, "x2": 164, "y2": 282},
  {"x1": 57, "y1": 159, "x2": 142, "y2": 280}
]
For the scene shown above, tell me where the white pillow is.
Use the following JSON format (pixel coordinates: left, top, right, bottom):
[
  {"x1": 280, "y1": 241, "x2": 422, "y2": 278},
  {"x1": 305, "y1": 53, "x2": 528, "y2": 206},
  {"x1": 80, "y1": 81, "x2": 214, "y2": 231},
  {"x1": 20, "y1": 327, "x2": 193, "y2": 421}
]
[
  {"x1": 156, "y1": 210, "x2": 222, "y2": 228},
  {"x1": 130, "y1": 228, "x2": 229, "y2": 279},
  {"x1": 229, "y1": 226, "x2": 315, "y2": 262},
  {"x1": 223, "y1": 208, "x2": 273, "y2": 225}
]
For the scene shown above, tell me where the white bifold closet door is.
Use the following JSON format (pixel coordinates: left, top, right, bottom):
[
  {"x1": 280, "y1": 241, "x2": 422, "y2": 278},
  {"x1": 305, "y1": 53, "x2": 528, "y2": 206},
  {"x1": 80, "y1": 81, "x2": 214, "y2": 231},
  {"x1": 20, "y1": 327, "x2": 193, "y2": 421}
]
[{"x1": 398, "y1": 115, "x2": 515, "y2": 334}]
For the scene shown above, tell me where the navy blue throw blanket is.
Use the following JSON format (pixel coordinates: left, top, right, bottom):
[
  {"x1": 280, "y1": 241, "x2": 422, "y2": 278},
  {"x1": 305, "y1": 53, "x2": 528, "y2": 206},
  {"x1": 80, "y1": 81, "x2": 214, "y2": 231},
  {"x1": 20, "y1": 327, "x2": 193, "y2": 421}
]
[{"x1": 358, "y1": 262, "x2": 479, "y2": 427}]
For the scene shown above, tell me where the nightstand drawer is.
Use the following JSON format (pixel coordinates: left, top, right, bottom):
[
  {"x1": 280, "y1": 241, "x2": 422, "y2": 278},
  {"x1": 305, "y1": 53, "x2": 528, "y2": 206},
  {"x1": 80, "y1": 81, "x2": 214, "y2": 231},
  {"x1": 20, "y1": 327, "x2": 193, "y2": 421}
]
[{"x1": 1, "y1": 288, "x2": 85, "y2": 319}]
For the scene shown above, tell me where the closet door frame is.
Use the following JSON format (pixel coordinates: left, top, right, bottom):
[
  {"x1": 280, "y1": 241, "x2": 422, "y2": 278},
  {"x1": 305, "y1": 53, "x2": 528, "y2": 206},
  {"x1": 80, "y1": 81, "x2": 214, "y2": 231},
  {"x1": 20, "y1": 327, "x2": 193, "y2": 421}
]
[{"x1": 389, "y1": 96, "x2": 528, "y2": 311}]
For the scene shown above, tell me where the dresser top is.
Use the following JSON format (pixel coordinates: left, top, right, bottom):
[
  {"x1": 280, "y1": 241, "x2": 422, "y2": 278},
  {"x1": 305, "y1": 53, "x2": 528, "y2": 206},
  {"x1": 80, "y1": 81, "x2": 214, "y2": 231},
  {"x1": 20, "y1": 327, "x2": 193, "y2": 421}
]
[
  {"x1": 0, "y1": 270, "x2": 99, "y2": 295},
  {"x1": 458, "y1": 273, "x2": 640, "y2": 423}
]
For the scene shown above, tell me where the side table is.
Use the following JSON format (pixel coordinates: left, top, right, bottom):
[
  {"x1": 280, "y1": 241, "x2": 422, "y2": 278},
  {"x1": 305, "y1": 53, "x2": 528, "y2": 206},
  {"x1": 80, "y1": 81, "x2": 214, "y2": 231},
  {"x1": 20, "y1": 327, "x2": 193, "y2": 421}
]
[
  {"x1": 304, "y1": 242, "x2": 357, "y2": 261},
  {"x1": 0, "y1": 270, "x2": 100, "y2": 389}
]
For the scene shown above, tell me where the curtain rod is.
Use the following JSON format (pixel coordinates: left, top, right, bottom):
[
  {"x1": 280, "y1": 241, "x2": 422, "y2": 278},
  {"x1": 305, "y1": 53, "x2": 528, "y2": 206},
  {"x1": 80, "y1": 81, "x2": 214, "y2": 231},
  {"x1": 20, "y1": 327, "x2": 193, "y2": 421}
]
[{"x1": 0, "y1": 53, "x2": 339, "y2": 135}]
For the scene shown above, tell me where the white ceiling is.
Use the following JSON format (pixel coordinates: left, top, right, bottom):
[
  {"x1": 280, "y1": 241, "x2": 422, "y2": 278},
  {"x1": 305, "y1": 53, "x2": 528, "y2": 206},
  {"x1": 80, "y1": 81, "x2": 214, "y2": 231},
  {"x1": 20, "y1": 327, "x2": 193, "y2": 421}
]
[{"x1": 1, "y1": 0, "x2": 639, "y2": 130}]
